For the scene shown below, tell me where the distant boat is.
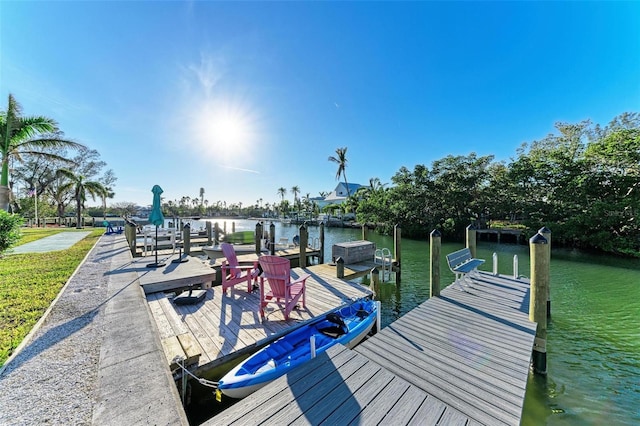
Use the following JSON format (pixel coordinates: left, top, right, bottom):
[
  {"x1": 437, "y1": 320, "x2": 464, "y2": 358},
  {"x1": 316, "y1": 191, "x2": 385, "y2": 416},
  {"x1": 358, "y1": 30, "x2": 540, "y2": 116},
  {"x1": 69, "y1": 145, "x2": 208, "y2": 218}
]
[{"x1": 216, "y1": 298, "x2": 378, "y2": 399}]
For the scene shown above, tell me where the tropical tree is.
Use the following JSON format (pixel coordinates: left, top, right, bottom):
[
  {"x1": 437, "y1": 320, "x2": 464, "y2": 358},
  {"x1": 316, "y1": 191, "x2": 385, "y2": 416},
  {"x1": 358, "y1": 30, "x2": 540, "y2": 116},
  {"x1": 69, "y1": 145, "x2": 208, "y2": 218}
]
[
  {"x1": 199, "y1": 187, "x2": 205, "y2": 205},
  {"x1": 0, "y1": 94, "x2": 84, "y2": 211},
  {"x1": 291, "y1": 185, "x2": 300, "y2": 210},
  {"x1": 277, "y1": 187, "x2": 287, "y2": 202},
  {"x1": 56, "y1": 168, "x2": 106, "y2": 228},
  {"x1": 328, "y1": 147, "x2": 350, "y2": 197},
  {"x1": 99, "y1": 169, "x2": 117, "y2": 220},
  {"x1": 111, "y1": 201, "x2": 137, "y2": 218}
]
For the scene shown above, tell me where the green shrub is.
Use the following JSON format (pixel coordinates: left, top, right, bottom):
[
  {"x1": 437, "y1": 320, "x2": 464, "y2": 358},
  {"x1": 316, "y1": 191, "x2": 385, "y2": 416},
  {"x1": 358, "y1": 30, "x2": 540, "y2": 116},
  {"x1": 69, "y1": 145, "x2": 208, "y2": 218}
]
[{"x1": 0, "y1": 211, "x2": 24, "y2": 255}]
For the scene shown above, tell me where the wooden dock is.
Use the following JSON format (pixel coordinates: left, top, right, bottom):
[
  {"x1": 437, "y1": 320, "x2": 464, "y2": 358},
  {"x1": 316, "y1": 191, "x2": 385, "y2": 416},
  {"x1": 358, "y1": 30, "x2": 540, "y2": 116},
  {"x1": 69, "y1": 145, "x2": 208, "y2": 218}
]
[
  {"x1": 145, "y1": 261, "x2": 372, "y2": 374},
  {"x1": 208, "y1": 271, "x2": 536, "y2": 425},
  {"x1": 129, "y1": 253, "x2": 216, "y2": 294}
]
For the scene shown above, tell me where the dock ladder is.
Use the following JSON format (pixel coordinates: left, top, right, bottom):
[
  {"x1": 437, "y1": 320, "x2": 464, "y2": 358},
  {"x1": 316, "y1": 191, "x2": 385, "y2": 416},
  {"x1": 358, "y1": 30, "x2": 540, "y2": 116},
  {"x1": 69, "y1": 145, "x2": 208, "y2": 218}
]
[{"x1": 374, "y1": 247, "x2": 393, "y2": 282}]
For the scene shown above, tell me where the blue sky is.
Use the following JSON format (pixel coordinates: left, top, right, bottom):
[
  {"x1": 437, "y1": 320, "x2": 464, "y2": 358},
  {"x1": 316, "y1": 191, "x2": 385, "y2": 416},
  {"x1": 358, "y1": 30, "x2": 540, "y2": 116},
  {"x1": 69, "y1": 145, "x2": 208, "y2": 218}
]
[{"x1": 1, "y1": 1, "x2": 639, "y2": 209}]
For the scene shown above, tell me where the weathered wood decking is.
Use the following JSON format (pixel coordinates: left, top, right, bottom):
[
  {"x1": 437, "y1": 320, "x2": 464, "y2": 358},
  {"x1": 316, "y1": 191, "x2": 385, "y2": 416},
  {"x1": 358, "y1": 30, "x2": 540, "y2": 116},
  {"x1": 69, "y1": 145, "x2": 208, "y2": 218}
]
[
  {"x1": 208, "y1": 271, "x2": 536, "y2": 425},
  {"x1": 146, "y1": 261, "x2": 372, "y2": 373}
]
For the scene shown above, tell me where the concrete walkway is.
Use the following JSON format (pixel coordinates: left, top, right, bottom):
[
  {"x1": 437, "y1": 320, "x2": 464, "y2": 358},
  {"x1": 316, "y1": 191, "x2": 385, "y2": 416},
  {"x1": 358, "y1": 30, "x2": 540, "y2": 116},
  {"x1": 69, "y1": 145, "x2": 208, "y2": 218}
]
[
  {"x1": 8, "y1": 230, "x2": 91, "y2": 254},
  {"x1": 0, "y1": 233, "x2": 188, "y2": 425}
]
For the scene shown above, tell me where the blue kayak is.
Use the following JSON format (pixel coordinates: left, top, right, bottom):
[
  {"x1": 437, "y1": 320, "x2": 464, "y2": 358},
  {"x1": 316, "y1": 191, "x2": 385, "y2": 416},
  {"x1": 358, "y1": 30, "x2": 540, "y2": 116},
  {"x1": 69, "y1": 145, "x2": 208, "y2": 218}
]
[{"x1": 217, "y1": 299, "x2": 378, "y2": 399}]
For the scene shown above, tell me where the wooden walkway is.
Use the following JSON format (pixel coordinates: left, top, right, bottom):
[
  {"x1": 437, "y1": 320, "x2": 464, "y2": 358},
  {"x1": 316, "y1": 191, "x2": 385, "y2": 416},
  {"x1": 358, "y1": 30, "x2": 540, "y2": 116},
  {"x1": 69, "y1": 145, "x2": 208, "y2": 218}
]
[
  {"x1": 146, "y1": 263, "x2": 372, "y2": 373},
  {"x1": 208, "y1": 271, "x2": 536, "y2": 425}
]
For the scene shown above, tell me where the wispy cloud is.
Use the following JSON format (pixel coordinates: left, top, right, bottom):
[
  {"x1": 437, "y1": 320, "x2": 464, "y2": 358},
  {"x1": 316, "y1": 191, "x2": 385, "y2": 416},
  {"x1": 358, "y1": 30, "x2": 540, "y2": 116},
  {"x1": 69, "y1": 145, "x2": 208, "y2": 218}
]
[
  {"x1": 183, "y1": 52, "x2": 226, "y2": 99},
  {"x1": 219, "y1": 164, "x2": 260, "y2": 174}
]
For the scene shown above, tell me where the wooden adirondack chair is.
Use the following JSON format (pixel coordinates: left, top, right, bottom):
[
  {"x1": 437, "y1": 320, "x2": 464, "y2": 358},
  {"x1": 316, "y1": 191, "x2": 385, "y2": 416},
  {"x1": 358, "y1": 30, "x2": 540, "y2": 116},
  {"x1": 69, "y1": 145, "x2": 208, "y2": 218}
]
[
  {"x1": 258, "y1": 255, "x2": 309, "y2": 320},
  {"x1": 220, "y1": 243, "x2": 259, "y2": 295}
]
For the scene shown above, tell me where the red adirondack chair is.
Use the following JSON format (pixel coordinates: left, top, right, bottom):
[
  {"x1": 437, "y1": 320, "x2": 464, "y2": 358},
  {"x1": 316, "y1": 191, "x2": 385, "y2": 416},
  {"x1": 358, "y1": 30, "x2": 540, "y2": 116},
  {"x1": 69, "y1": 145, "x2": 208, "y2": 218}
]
[
  {"x1": 220, "y1": 243, "x2": 259, "y2": 295},
  {"x1": 258, "y1": 255, "x2": 309, "y2": 320}
]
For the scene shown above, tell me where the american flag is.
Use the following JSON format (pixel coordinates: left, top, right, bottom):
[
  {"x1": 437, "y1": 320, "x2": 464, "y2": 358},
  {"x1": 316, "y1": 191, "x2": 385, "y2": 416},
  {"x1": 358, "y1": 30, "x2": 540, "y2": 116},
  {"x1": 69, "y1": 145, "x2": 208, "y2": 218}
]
[{"x1": 27, "y1": 188, "x2": 36, "y2": 197}]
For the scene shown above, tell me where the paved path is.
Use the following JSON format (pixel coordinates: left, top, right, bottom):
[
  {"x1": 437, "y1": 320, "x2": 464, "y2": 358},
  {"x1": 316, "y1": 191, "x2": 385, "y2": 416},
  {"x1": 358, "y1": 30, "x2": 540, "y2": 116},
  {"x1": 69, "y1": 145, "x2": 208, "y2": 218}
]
[
  {"x1": 9, "y1": 231, "x2": 91, "y2": 254},
  {"x1": 0, "y1": 233, "x2": 187, "y2": 425}
]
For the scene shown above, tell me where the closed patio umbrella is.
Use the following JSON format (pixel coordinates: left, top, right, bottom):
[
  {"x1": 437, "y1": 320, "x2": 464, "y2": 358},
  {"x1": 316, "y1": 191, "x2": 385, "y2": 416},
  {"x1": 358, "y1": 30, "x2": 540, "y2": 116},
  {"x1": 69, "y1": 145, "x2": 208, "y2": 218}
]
[{"x1": 147, "y1": 184, "x2": 166, "y2": 268}]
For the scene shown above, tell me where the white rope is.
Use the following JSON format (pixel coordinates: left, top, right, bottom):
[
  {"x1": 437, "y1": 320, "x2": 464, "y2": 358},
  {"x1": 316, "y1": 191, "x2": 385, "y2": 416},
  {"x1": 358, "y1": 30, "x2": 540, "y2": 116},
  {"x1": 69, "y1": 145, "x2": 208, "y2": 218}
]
[{"x1": 173, "y1": 357, "x2": 218, "y2": 389}]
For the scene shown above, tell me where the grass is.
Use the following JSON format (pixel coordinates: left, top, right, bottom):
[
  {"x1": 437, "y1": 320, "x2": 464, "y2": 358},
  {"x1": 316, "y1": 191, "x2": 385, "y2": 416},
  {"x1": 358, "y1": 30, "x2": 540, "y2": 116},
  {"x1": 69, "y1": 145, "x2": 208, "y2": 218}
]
[{"x1": 0, "y1": 228, "x2": 104, "y2": 367}]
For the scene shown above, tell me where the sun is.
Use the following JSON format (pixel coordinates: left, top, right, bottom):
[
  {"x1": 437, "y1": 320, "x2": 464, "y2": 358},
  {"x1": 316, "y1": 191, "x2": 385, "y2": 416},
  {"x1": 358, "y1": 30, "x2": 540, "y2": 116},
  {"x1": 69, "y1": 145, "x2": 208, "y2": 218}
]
[
  {"x1": 215, "y1": 113, "x2": 247, "y2": 146},
  {"x1": 192, "y1": 100, "x2": 258, "y2": 160}
]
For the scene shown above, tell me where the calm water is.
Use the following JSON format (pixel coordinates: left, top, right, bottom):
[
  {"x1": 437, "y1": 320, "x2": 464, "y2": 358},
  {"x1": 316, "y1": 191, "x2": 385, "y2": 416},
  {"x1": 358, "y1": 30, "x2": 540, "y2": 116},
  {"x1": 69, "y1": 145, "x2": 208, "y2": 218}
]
[{"x1": 193, "y1": 219, "x2": 640, "y2": 425}]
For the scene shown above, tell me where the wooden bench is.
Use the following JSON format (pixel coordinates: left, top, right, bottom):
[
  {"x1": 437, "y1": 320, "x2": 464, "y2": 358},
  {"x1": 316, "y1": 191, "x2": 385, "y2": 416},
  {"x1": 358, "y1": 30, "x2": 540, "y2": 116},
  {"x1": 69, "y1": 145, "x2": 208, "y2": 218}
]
[{"x1": 446, "y1": 248, "x2": 485, "y2": 291}]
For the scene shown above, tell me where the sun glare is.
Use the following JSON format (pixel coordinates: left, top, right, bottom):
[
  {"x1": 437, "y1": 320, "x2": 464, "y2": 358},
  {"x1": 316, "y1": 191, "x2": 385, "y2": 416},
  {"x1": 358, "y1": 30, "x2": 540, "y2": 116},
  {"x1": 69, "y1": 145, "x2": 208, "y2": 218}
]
[{"x1": 192, "y1": 100, "x2": 259, "y2": 163}]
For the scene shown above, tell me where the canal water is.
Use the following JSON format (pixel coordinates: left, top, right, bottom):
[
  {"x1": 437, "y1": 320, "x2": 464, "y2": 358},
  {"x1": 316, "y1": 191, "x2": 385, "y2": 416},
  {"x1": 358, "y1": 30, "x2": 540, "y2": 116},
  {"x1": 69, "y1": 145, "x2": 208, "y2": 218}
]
[{"x1": 191, "y1": 219, "x2": 639, "y2": 425}]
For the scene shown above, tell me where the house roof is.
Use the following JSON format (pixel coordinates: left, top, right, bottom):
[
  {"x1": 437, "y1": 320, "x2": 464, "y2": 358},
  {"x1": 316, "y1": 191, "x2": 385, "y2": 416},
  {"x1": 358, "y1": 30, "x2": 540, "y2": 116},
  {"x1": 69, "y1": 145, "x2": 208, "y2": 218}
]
[{"x1": 324, "y1": 182, "x2": 362, "y2": 201}]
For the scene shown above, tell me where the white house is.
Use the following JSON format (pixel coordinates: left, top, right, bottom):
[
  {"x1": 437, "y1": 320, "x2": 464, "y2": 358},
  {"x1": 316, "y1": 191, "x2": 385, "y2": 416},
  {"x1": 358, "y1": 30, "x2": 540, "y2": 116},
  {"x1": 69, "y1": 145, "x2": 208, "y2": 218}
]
[{"x1": 317, "y1": 182, "x2": 362, "y2": 210}]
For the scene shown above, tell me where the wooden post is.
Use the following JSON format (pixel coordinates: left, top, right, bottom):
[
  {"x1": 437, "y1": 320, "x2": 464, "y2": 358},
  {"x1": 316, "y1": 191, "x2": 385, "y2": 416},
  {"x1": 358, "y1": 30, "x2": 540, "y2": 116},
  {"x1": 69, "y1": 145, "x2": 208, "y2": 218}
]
[
  {"x1": 255, "y1": 222, "x2": 262, "y2": 255},
  {"x1": 370, "y1": 267, "x2": 380, "y2": 299},
  {"x1": 430, "y1": 229, "x2": 441, "y2": 297},
  {"x1": 529, "y1": 232, "x2": 549, "y2": 375},
  {"x1": 299, "y1": 224, "x2": 308, "y2": 268},
  {"x1": 232, "y1": 221, "x2": 235, "y2": 233},
  {"x1": 466, "y1": 224, "x2": 477, "y2": 258},
  {"x1": 206, "y1": 222, "x2": 212, "y2": 245},
  {"x1": 538, "y1": 226, "x2": 552, "y2": 318},
  {"x1": 394, "y1": 224, "x2": 402, "y2": 282},
  {"x1": 183, "y1": 223, "x2": 191, "y2": 256},
  {"x1": 362, "y1": 223, "x2": 368, "y2": 241},
  {"x1": 319, "y1": 222, "x2": 325, "y2": 264},
  {"x1": 223, "y1": 221, "x2": 227, "y2": 234},
  {"x1": 214, "y1": 222, "x2": 220, "y2": 246},
  {"x1": 336, "y1": 257, "x2": 344, "y2": 279},
  {"x1": 125, "y1": 222, "x2": 137, "y2": 256},
  {"x1": 269, "y1": 222, "x2": 276, "y2": 255}
]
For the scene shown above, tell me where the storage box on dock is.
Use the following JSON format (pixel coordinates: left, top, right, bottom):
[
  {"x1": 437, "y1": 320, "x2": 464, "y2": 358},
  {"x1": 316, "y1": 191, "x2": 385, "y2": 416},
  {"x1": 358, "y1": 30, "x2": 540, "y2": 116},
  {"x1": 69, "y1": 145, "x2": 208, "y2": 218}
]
[{"x1": 332, "y1": 240, "x2": 376, "y2": 264}]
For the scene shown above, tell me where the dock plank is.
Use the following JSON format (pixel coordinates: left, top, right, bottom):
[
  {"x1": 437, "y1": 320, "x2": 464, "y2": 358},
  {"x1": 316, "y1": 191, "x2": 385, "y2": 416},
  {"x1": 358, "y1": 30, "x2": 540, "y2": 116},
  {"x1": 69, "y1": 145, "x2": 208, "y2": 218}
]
[
  {"x1": 207, "y1": 271, "x2": 534, "y2": 426},
  {"x1": 144, "y1": 259, "x2": 372, "y2": 372},
  {"x1": 354, "y1": 271, "x2": 535, "y2": 425}
]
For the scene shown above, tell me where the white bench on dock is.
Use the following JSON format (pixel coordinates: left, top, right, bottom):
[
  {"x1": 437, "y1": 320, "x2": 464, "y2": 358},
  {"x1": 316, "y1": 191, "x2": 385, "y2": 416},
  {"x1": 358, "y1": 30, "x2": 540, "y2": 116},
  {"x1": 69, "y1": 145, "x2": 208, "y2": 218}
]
[{"x1": 446, "y1": 248, "x2": 484, "y2": 291}]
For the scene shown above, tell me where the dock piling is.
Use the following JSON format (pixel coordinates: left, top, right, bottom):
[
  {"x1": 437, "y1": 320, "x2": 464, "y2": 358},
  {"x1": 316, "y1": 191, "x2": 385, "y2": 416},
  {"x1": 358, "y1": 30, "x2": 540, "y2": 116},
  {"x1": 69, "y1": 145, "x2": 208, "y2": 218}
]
[
  {"x1": 125, "y1": 221, "x2": 136, "y2": 256},
  {"x1": 371, "y1": 267, "x2": 380, "y2": 299},
  {"x1": 430, "y1": 229, "x2": 441, "y2": 297},
  {"x1": 299, "y1": 224, "x2": 308, "y2": 268},
  {"x1": 538, "y1": 226, "x2": 552, "y2": 318},
  {"x1": 269, "y1": 222, "x2": 275, "y2": 255},
  {"x1": 183, "y1": 223, "x2": 191, "y2": 255},
  {"x1": 206, "y1": 222, "x2": 212, "y2": 245},
  {"x1": 529, "y1": 232, "x2": 549, "y2": 375},
  {"x1": 394, "y1": 224, "x2": 402, "y2": 282},
  {"x1": 466, "y1": 224, "x2": 477, "y2": 258},
  {"x1": 319, "y1": 222, "x2": 325, "y2": 264},
  {"x1": 336, "y1": 257, "x2": 344, "y2": 278},
  {"x1": 255, "y1": 222, "x2": 262, "y2": 255}
]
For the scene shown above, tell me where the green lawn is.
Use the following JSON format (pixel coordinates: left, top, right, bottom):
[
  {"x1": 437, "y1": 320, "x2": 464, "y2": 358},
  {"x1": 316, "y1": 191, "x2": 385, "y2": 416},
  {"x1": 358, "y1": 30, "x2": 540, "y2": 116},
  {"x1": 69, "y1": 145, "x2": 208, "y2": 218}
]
[{"x1": 0, "y1": 228, "x2": 103, "y2": 367}]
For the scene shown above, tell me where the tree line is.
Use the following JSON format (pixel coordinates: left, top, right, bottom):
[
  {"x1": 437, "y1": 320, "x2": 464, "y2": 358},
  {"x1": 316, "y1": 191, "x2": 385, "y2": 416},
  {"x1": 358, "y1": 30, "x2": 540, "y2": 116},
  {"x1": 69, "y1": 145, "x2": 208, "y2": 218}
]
[
  {"x1": 1, "y1": 94, "x2": 116, "y2": 226},
  {"x1": 353, "y1": 113, "x2": 639, "y2": 257}
]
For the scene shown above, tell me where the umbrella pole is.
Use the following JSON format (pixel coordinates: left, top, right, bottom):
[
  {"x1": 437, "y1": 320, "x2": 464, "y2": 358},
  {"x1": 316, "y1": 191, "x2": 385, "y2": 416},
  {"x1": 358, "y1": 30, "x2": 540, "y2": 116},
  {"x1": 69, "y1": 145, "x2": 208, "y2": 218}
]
[
  {"x1": 155, "y1": 226, "x2": 159, "y2": 265},
  {"x1": 147, "y1": 225, "x2": 166, "y2": 268}
]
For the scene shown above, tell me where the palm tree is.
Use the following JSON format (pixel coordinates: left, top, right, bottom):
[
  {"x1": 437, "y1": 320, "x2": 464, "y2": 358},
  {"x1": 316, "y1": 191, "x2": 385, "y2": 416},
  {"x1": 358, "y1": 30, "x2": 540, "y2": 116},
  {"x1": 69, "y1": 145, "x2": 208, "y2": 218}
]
[
  {"x1": 277, "y1": 187, "x2": 287, "y2": 202},
  {"x1": 291, "y1": 185, "x2": 300, "y2": 210},
  {"x1": 99, "y1": 186, "x2": 115, "y2": 220},
  {"x1": 57, "y1": 168, "x2": 106, "y2": 229},
  {"x1": 199, "y1": 187, "x2": 205, "y2": 205},
  {"x1": 0, "y1": 94, "x2": 84, "y2": 211},
  {"x1": 328, "y1": 147, "x2": 351, "y2": 198}
]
